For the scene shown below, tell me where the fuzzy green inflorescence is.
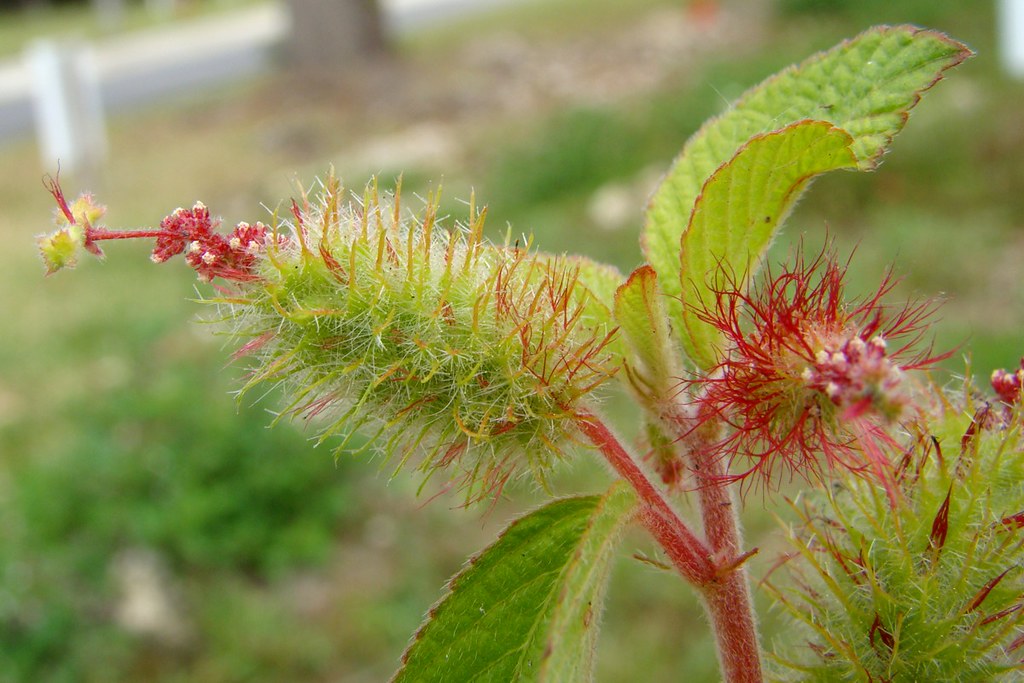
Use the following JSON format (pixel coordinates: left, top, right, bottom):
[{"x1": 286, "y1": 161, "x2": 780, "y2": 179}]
[
  {"x1": 215, "y1": 175, "x2": 619, "y2": 502},
  {"x1": 767, "y1": 380, "x2": 1024, "y2": 680}
]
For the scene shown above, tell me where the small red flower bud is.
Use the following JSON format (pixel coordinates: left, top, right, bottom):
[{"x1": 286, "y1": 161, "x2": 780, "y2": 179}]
[{"x1": 991, "y1": 359, "x2": 1024, "y2": 405}]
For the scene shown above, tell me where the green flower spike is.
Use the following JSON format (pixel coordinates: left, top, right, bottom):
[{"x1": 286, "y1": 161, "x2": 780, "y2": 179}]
[
  {"x1": 767, "y1": 380, "x2": 1024, "y2": 680},
  {"x1": 217, "y1": 173, "x2": 619, "y2": 503}
]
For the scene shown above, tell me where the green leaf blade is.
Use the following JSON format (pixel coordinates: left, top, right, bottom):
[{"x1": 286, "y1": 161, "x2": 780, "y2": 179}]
[
  {"x1": 393, "y1": 483, "x2": 637, "y2": 683},
  {"x1": 538, "y1": 483, "x2": 637, "y2": 681},
  {"x1": 678, "y1": 120, "x2": 857, "y2": 368},
  {"x1": 612, "y1": 265, "x2": 680, "y2": 406},
  {"x1": 643, "y1": 26, "x2": 971, "y2": 363}
]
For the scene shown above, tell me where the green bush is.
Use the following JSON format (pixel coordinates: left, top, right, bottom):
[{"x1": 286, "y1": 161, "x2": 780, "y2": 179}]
[{"x1": 0, "y1": 346, "x2": 359, "y2": 681}]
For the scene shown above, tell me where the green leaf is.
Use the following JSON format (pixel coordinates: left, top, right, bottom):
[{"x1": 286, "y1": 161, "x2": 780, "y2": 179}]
[
  {"x1": 612, "y1": 265, "x2": 680, "y2": 406},
  {"x1": 643, "y1": 26, "x2": 971, "y2": 363},
  {"x1": 678, "y1": 120, "x2": 857, "y2": 368},
  {"x1": 393, "y1": 483, "x2": 637, "y2": 683}
]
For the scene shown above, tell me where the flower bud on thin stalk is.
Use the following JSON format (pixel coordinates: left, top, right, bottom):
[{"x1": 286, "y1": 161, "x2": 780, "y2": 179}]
[
  {"x1": 679, "y1": 245, "x2": 950, "y2": 504},
  {"x1": 38, "y1": 175, "x2": 270, "y2": 281},
  {"x1": 37, "y1": 173, "x2": 619, "y2": 504}
]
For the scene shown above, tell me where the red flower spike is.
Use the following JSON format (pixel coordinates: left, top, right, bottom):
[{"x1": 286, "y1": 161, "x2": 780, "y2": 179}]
[
  {"x1": 151, "y1": 204, "x2": 269, "y2": 281},
  {"x1": 685, "y1": 244, "x2": 948, "y2": 494},
  {"x1": 40, "y1": 174, "x2": 269, "y2": 282},
  {"x1": 150, "y1": 203, "x2": 210, "y2": 263}
]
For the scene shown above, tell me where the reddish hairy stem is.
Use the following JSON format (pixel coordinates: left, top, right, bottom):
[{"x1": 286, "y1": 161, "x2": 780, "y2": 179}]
[
  {"x1": 575, "y1": 411, "x2": 715, "y2": 585},
  {"x1": 701, "y1": 576, "x2": 763, "y2": 683},
  {"x1": 668, "y1": 406, "x2": 764, "y2": 683},
  {"x1": 86, "y1": 227, "x2": 165, "y2": 241},
  {"x1": 577, "y1": 409, "x2": 763, "y2": 682},
  {"x1": 695, "y1": 479, "x2": 763, "y2": 682}
]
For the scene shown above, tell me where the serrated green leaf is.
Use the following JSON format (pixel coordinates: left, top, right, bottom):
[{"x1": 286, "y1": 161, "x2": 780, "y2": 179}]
[
  {"x1": 643, "y1": 25, "x2": 971, "y2": 363},
  {"x1": 612, "y1": 265, "x2": 680, "y2": 406},
  {"x1": 678, "y1": 120, "x2": 857, "y2": 368},
  {"x1": 393, "y1": 483, "x2": 637, "y2": 683}
]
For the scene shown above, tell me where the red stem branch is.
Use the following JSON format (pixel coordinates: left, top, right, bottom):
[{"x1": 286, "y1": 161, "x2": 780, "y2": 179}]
[
  {"x1": 577, "y1": 409, "x2": 763, "y2": 683},
  {"x1": 86, "y1": 227, "x2": 164, "y2": 241},
  {"x1": 575, "y1": 411, "x2": 715, "y2": 585},
  {"x1": 695, "y1": 480, "x2": 763, "y2": 682}
]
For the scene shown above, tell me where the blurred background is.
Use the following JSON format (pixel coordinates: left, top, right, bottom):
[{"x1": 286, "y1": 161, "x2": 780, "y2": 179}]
[{"x1": 1, "y1": 0, "x2": 1022, "y2": 681}]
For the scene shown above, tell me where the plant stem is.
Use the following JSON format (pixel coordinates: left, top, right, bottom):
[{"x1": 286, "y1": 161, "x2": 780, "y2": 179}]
[
  {"x1": 693, "y1": 460, "x2": 763, "y2": 683},
  {"x1": 701, "y1": 573, "x2": 763, "y2": 683},
  {"x1": 667, "y1": 406, "x2": 763, "y2": 683},
  {"x1": 575, "y1": 412, "x2": 714, "y2": 584},
  {"x1": 87, "y1": 227, "x2": 164, "y2": 241},
  {"x1": 576, "y1": 410, "x2": 764, "y2": 683}
]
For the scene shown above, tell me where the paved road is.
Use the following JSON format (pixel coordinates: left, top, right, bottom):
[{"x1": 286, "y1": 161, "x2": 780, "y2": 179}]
[{"x1": 0, "y1": 0, "x2": 520, "y2": 143}]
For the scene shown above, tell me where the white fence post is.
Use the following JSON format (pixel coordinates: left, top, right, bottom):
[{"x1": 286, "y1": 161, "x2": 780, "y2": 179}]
[
  {"x1": 999, "y1": 0, "x2": 1024, "y2": 79},
  {"x1": 26, "y1": 40, "x2": 108, "y2": 182}
]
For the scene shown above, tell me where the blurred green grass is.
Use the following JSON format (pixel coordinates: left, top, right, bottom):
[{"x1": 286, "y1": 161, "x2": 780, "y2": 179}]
[{"x1": 2, "y1": 0, "x2": 1022, "y2": 681}]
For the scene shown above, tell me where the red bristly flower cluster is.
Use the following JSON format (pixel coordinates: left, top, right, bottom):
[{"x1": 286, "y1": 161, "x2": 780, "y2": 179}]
[
  {"x1": 149, "y1": 204, "x2": 268, "y2": 282},
  {"x1": 685, "y1": 246, "x2": 948, "y2": 494}
]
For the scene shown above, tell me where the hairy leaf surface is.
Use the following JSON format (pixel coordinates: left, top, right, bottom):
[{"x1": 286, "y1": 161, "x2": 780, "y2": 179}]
[
  {"x1": 613, "y1": 265, "x2": 680, "y2": 406},
  {"x1": 678, "y1": 121, "x2": 857, "y2": 367},
  {"x1": 393, "y1": 483, "x2": 637, "y2": 683},
  {"x1": 643, "y1": 26, "x2": 970, "y2": 365}
]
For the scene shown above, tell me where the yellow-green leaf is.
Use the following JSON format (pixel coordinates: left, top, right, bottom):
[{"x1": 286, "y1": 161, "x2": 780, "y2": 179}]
[
  {"x1": 613, "y1": 265, "x2": 680, "y2": 407},
  {"x1": 678, "y1": 121, "x2": 857, "y2": 368},
  {"x1": 642, "y1": 26, "x2": 971, "y2": 366}
]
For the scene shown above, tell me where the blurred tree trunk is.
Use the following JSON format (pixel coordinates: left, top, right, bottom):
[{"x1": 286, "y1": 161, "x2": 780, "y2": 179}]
[{"x1": 285, "y1": 0, "x2": 390, "y2": 74}]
